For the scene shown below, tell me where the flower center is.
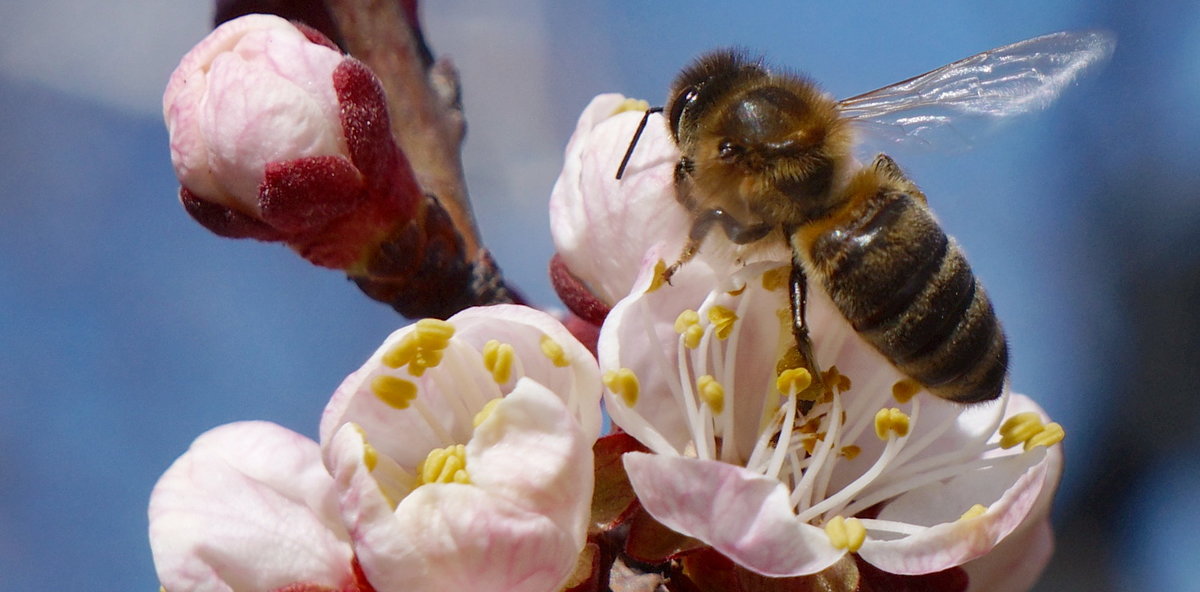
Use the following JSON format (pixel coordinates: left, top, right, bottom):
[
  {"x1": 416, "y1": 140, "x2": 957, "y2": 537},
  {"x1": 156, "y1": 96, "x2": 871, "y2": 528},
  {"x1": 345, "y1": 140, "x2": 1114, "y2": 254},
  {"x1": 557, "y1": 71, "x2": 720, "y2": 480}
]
[
  {"x1": 611, "y1": 263, "x2": 1067, "y2": 546},
  {"x1": 418, "y1": 444, "x2": 470, "y2": 485}
]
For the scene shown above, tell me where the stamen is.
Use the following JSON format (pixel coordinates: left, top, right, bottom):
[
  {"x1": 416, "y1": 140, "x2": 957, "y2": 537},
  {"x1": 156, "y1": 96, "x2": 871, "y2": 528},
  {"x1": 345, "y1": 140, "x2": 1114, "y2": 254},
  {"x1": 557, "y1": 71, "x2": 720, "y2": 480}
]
[
  {"x1": 612, "y1": 97, "x2": 651, "y2": 115},
  {"x1": 960, "y1": 504, "x2": 988, "y2": 521},
  {"x1": 892, "y1": 378, "x2": 922, "y2": 404},
  {"x1": 415, "y1": 318, "x2": 455, "y2": 342},
  {"x1": 371, "y1": 375, "x2": 419, "y2": 409},
  {"x1": 696, "y1": 375, "x2": 725, "y2": 415},
  {"x1": 482, "y1": 340, "x2": 515, "y2": 384},
  {"x1": 418, "y1": 444, "x2": 470, "y2": 485},
  {"x1": 539, "y1": 335, "x2": 570, "y2": 367},
  {"x1": 362, "y1": 440, "x2": 379, "y2": 472},
  {"x1": 1025, "y1": 422, "x2": 1065, "y2": 450},
  {"x1": 473, "y1": 398, "x2": 503, "y2": 427},
  {"x1": 383, "y1": 319, "x2": 455, "y2": 376},
  {"x1": 646, "y1": 260, "x2": 668, "y2": 293},
  {"x1": 841, "y1": 445, "x2": 861, "y2": 460},
  {"x1": 603, "y1": 368, "x2": 640, "y2": 407},
  {"x1": 674, "y1": 310, "x2": 704, "y2": 349},
  {"x1": 776, "y1": 368, "x2": 813, "y2": 397},
  {"x1": 874, "y1": 408, "x2": 911, "y2": 440},
  {"x1": 707, "y1": 305, "x2": 738, "y2": 340},
  {"x1": 824, "y1": 516, "x2": 866, "y2": 552},
  {"x1": 1000, "y1": 412, "x2": 1049, "y2": 449},
  {"x1": 351, "y1": 424, "x2": 379, "y2": 471},
  {"x1": 857, "y1": 518, "x2": 926, "y2": 536}
]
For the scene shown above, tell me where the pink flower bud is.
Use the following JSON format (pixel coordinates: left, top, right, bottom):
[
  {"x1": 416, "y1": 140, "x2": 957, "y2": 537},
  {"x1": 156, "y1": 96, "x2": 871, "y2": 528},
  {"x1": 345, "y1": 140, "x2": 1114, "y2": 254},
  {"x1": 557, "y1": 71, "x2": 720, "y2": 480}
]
[
  {"x1": 164, "y1": 14, "x2": 422, "y2": 270},
  {"x1": 165, "y1": 14, "x2": 346, "y2": 218}
]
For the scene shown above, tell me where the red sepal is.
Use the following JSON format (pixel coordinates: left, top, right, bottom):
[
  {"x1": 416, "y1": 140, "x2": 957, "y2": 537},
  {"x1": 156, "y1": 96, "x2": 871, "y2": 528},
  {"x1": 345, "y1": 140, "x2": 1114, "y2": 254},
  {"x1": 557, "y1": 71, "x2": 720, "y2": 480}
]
[
  {"x1": 550, "y1": 253, "x2": 611, "y2": 325},
  {"x1": 180, "y1": 187, "x2": 282, "y2": 241}
]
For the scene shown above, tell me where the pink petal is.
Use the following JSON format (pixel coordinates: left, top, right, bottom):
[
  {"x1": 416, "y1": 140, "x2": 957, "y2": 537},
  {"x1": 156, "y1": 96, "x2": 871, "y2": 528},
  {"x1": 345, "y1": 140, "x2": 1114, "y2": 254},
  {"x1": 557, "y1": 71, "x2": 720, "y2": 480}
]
[
  {"x1": 149, "y1": 421, "x2": 356, "y2": 592},
  {"x1": 858, "y1": 450, "x2": 1049, "y2": 574},
  {"x1": 858, "y1": 394, "x2": 1062, "y2": 575},
  {"x1": 624, "y1": 452, "x2": 844, "y2": 576}
]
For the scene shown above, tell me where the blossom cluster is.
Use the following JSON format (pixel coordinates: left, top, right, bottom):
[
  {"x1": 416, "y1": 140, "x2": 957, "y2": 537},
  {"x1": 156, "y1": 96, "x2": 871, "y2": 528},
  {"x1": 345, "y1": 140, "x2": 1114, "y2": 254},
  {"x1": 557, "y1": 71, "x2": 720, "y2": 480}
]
[{"x1": 151, "y1": 15, "x2": 1066, "y2": 592}]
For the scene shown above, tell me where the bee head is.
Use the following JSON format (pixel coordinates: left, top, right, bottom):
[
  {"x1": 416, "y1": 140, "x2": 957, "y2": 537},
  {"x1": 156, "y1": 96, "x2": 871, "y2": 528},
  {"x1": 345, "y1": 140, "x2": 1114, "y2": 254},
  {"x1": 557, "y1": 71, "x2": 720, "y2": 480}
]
[{"x1": 666, "y1": 49, "x2": 764, "y2": 142}]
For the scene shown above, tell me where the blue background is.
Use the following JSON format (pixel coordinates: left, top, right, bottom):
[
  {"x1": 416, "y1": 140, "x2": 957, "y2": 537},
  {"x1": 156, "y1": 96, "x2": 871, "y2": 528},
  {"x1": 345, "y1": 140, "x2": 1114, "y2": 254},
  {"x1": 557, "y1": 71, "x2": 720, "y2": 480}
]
[{"x1": 2, "y1": 1, "x2": 1197, "y2": 589}]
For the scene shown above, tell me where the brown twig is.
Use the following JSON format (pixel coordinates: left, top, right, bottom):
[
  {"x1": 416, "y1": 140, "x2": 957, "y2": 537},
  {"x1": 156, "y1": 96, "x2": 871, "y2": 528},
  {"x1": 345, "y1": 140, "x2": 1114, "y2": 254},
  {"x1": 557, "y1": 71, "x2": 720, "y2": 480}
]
[{"x1": 324, "y1": 0, "x2": 481, "y2": 257}]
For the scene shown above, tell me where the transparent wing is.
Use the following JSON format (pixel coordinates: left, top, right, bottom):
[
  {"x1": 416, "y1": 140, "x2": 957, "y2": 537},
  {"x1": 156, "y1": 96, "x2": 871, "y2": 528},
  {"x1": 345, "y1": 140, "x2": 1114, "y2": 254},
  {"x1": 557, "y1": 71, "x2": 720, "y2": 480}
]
[{"x1": 837, "y1": 30, "x2": 1115, "y2": 152}]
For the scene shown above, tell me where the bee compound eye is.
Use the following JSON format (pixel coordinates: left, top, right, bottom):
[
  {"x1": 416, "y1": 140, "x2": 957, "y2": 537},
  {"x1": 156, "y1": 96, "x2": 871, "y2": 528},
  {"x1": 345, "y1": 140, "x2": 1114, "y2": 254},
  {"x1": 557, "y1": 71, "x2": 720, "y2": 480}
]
[{"x1": 668, "y1": 86, "x2": 698, "y2": 136}]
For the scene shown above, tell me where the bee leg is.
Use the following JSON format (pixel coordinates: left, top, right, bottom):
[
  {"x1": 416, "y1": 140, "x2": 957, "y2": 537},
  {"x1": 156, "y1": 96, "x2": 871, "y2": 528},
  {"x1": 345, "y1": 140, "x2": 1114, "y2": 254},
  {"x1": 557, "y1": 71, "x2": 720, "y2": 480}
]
[
  {"x1": 788, "y1": 250, "x2": 826, "y2": 399},
  {"x1": 662, "y1": 238, "x2": 701, "y2": 285},
  {"x1": 872, "y1": 153, "x2": 927, "y2": 204}
]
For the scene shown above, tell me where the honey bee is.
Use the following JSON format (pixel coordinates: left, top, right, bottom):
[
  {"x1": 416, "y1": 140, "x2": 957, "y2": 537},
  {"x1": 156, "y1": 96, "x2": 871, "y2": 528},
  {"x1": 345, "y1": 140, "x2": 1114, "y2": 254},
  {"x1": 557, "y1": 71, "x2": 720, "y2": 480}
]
[{"x1": 616, "y1": 30, "x2": 1114, "y2": 403}]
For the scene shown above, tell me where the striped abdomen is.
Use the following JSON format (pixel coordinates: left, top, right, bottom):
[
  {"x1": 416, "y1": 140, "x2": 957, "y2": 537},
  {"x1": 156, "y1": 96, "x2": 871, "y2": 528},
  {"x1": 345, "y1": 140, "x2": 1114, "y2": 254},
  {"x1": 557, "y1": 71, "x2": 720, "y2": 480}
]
[{"x1": 807, "y1": 190, "x2": 1007, "y2": 403}]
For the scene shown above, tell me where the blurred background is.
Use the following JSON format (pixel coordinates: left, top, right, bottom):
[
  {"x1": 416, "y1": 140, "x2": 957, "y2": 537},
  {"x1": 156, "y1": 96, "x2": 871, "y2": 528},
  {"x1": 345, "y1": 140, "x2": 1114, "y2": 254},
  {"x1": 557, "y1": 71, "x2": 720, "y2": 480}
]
[{"x1": 1, "y1": 0, "x2": 1196, "y2": 589}]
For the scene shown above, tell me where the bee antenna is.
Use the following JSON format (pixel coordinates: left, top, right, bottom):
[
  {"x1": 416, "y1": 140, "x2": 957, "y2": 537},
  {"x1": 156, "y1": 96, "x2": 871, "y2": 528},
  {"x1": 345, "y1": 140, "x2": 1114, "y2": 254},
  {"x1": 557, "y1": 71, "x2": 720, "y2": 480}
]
[{"x1": 615, "y1": 107, "x2": 664, "y2": 180}]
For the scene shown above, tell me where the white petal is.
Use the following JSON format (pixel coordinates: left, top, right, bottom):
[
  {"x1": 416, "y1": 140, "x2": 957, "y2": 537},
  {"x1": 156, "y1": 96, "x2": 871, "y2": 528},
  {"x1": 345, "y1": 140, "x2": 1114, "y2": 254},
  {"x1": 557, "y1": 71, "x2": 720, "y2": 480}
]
[
  {"x1": 449, "y1": 305, "x2": 603, "y2": 441},
  {"x1": 327, "y1": 395, "x2": 587, "y2": 592},
  {"x1": 858, "y1": 395, "x2": 1060, "y2": 574},
  {"x1": 598, "y1": 251, "x2": 715, "y2": 454},
  {"x1": 549, "y1": 96, "x2": 689, "y2": 305},
  {"x1": 624, "y1": 452, "x2": 844, "y2": 577},
  {"x1": 149, "y1": 421, "x2": 354, "y2": 592},
  {"x1": 319, "y1": 305, "x2": 602, "y2": 471},
  {"x1": 469, "y1": 378, "x2": 594, "y2": 536}
]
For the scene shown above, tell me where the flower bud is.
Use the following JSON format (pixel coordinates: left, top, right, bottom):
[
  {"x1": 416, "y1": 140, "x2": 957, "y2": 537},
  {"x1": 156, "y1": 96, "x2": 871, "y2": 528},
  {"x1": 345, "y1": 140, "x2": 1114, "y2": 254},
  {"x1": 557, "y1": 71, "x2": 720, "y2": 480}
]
[{"x1": 164, "y1": 14, "x2": 422, "y2": 271}]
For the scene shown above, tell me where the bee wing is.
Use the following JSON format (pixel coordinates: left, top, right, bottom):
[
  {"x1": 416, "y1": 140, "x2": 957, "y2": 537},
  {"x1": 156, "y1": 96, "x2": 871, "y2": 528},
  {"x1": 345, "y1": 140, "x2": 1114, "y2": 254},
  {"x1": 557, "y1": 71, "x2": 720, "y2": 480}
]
[{"x1": 837, "y1": 30, "x2": 1115, "y2": 152}]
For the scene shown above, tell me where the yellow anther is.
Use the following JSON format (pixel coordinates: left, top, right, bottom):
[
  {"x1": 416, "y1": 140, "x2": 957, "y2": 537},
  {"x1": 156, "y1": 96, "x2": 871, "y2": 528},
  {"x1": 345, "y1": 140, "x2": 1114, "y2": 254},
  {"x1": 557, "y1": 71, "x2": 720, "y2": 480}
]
[
  {"x1": 603, "y1": 368, "x2": 640, "y2": 407},
  {"x1": 892, "y1": 378, "x2": 921, "y2": 404},
  {"x1": 362, "y1": 440, "x2": 379, "y2": 472},
  {"x1": 473, "y1": 398, "x2": 503, "y2": 428},
  {"x1": 761, "y1": 265, "x2": 791, "y2": 292},
  {"x1": 707, "y1": 305, "x2": 738, "y2": 339},
  {"x1": 675, "y1": 311, "x2": 706, "y2": 348},
  {"x1": 726, "y1": 284, "x2": 747, "y2": 296},
  {"x1": 696, "y1": 375, "x2": 725, "y2": 415},
  {"x1": 999, "y1": 412, "x2": 1045, "y2": 449},
  {"x1": 482, "y1": 340, "x2": 515, "y2": 384},
  {"x1": 802, "y1": 437, "x2": 818, "y2": 455},
  {"x1": 384, "y1": 319, "x2": 455, "y2": 375},
  {"x1": 349, "y1": 424, "x2": 379, "y2": 471},
  {"x1": 647, "y1": 260, "x2": 668, "y2": 293},
  {"x1": 824, "y1": 516, "x2": 866, "y2": 552},
  {"x1": 674, "y1": 309, "x2": 700, "y2": 333},
  {"x1": 539, "y1": 334, "x2": 570, "y2": 367},
  {"x1": 1025, "y1": 422, "x2": 1065, "y2": 451},
  {"x1": 612, "y1": 97, "x2": 651, "y2": 115},
  {"x1": 418, "y1": 444, "x2": 470, "y2": 485},
  {"x1": 371, "y1": 375, "x2": 418, "y2": 409},
  {"x1": 382, "y1": 336, "x2": 418, "y2": 368},
  {"x1": 874, "y1": 408, "x2": 911, "y2": 440},
  {"x1": 841, "y1": 445, "x2": 862, "y2": 460},
  {"x1": 959, "y1": 504, "x2": 988, "y2": 521},
  {"x1": 415, "y1": 318, "x2": 455, "y2": 344},
  {"x1": 776, "y1": 367, "x2": 813, "y2": 396}
]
